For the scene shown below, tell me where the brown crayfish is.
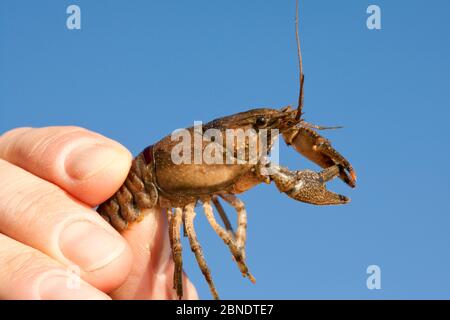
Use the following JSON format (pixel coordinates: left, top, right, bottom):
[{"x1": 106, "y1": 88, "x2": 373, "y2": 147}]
[{"x1": 97, "y1": 1, "x2": 356, "y2": 299}]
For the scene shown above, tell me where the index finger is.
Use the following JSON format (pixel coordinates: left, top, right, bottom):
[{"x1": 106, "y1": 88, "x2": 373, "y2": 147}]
[{"x1": 0, "y1": 126, "x2": 132, "y2": 206}]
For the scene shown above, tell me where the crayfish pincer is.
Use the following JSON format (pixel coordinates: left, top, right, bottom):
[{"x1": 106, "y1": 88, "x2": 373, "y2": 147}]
[{"x1": 97, "y1": 1, "x2": 356, "y2": 299}]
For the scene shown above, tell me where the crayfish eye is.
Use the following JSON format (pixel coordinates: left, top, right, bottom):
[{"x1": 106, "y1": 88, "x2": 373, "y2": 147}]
[{"x1": 255, "y1": 116, "x2": 267, "y2": 127}]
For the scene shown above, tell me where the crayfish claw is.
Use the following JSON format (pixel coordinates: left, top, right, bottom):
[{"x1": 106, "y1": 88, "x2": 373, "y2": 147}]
[
  {"x1": 283, "y1": 126, "x2": 357, "y2": 188},
  {"x1": 288, "y1": 169, "x2": 350, "y2": 205},
  {"x1": 269, "y1": 164, "x2": 350, "y2": 205}
]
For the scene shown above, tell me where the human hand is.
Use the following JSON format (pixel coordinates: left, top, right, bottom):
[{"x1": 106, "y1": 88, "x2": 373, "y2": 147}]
[{"x1": 0, "y1": 126, "x2": 198, "y2": 299}]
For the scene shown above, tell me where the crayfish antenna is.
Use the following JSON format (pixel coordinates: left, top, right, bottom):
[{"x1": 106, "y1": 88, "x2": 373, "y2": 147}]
[
  {"x1": 301, "y1": 121, "x2": 344, "y2": 130},
  {"x1": 295, "y1": 0, "x2": 304, "y2": 121}
]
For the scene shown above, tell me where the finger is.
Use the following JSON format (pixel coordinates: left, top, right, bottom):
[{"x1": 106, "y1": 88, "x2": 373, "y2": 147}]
[
  {"x1": 0, "y1": 159, "x2": 133, "y2": 292},
  {"x1": 0, "y1": 126, "x2": 132, "y2": 206},
  {"x1": 0, "y1": 233, "x2": 110, "y2": 300},
  {"x1": 110, "y1": 208, "x2": 198, "y2": 300}
]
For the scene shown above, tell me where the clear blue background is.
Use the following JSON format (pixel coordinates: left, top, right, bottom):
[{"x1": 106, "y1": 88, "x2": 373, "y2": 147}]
[{"x1": 1, "y1": 0, "x2": 449, "y2": 299}]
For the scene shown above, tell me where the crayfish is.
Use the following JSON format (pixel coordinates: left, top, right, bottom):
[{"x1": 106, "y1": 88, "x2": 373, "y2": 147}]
[{"x1": 97, "y1": 0, "x2": 356, "y2": 299}]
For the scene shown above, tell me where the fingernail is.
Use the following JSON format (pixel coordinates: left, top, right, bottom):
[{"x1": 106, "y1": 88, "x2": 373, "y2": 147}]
[
  {"x1": 59, "y1": 220, "x2": 126, "y2": 272},
  {"x1": 65, "y1": 143, "x2": 121, "y2": 180},
  {"x1": 39, "y1": 275, "x2": 110, "y2": 300}
]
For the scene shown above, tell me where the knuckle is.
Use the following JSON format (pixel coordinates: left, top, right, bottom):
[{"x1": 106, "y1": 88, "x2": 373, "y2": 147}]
[
  {"x1": 0, "y1": 249, "x2": 52, "y2": 284},
  {"x1": 0, "y1": 171, "x2": 69, "y2": 230},
  {"x1": 0, "y1": 127, "x2": 32, "y2": 140},
  {"x1": 0, "y1": 160, "x2": 78, "y2": 234},
  {"x1": 12, "y1": 187, "x2": 64, "y2": 227},
  {"x1": 0, "y1": 127, "x2": 32, "y2": 159},
  {"x1": 24, "y1": 127, "x2": 86, "y2": 161}
]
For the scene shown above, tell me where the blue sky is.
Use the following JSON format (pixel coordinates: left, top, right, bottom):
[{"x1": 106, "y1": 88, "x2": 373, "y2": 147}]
[{"x1": 1, "y1": 0, "x2": 450, "y2": 299}]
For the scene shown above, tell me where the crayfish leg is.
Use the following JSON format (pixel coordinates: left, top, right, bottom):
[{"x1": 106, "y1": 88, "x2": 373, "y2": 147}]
[
  {"x1": 183, "y1": 203, "x2": 220, "y2": 300},
  {"x1": 211, "y1": 196, "x2": 235, "y2": 239},
  {"x1": 170, "y1": 207, "x2": 183, "y2": 299},
  {"x1": 219, "y1": 194, "x2": 248, "y2": 260},
  {"x1": 203, "y1": 200, "x2": 255, "y2": 284}
]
